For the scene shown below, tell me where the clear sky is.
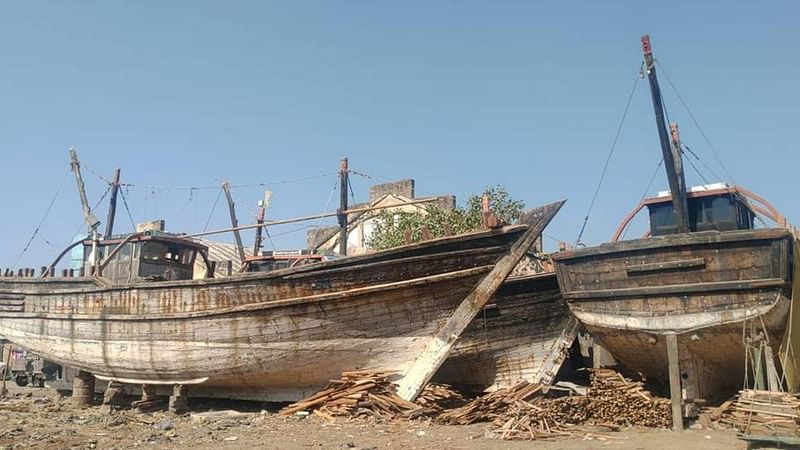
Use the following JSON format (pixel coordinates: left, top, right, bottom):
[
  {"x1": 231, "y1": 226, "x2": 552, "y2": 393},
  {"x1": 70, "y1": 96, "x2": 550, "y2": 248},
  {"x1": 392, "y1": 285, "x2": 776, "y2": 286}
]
[{"x1": 1, "y1": 1, "x2": 797, "y2": 267}]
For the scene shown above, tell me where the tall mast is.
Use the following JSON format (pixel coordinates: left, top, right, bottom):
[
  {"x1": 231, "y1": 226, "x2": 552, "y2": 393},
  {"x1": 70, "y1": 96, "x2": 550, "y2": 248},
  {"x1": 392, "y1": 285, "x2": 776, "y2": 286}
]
[
  {"x1": 104, "y1": 168, "x2": 121, "y2": 239},
  {"x1": 641, "y1": 35, "x2": 690, "y2": 233},
  {"x1": 222, "y1": 181, "x2": 246, "y2": 264},
  {"x1": 69, "y1": 148, "x2": 100, "y2": 233},
  {"x1": 337, "y1": 158, "x2": 349, "y2": 256}
]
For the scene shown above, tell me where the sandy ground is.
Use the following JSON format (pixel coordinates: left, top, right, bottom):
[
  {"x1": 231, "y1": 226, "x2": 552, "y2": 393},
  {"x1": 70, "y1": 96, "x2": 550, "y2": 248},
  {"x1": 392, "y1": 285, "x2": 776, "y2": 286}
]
[{"x1": 0, "y1": 385, "x2": 746, "y2": 450}]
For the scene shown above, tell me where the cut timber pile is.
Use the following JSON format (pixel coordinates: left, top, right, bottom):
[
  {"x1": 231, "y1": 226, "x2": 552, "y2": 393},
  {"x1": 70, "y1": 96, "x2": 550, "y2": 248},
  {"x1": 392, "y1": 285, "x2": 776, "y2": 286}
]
[
  {"x1": 587, "y1": 368, "x2": 671, "y2": 428},
  {"x1": 438, "y1": 369, "x2": 670, "y2": 440},
  {"x1": 279, "y1": 370, "x2": 463, "y2": 421},
  {"x1": 711, "y1": 390, "x2": 800, "y2": 437}
]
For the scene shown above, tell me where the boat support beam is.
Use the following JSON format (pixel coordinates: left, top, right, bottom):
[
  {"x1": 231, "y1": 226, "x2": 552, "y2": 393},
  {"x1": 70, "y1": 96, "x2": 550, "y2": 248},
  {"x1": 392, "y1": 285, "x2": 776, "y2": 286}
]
[{"x1": 666, "y1": 333, "x2": 684, "y2": 431}]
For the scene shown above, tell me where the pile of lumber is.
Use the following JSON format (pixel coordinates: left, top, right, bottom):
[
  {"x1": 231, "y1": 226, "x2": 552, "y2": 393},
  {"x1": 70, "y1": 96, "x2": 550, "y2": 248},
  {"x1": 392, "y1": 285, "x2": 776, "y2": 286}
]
[
  {"x1": 279, "y1": 370, "x2": 463, "y2": 420},
  {"x1": 711, "y1": 390, "x2": 800, "y2": 437},
  {"x1": 438, "y1": 369, "x2": 670, "y2": 440},
  {"x1": 438, "y1": 381, "x2": 542, "y2": 425},
  {"x1": 586, "y1": 368, "x2": 671, "y2": 428}
]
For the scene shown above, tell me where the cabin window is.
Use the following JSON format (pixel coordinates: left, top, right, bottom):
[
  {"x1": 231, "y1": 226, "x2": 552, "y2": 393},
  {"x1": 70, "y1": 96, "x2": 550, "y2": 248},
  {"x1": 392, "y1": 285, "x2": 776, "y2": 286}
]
[{"x1": 648, "y1": 193, "x2": 754, "y2": 236}]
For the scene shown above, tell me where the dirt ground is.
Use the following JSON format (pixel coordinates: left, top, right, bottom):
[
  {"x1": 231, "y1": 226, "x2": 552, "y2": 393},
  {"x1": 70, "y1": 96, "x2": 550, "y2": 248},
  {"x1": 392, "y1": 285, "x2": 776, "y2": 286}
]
[{"x1": 0, "y1": 385, "x2": 746, "y2": 450}]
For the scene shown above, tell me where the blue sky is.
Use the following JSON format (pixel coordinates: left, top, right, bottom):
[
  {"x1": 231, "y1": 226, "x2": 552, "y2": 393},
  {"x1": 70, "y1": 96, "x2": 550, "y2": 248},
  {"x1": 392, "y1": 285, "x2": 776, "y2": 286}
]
[{"x1": 1, "y1": 1, "x2": 797, "y2": 267}]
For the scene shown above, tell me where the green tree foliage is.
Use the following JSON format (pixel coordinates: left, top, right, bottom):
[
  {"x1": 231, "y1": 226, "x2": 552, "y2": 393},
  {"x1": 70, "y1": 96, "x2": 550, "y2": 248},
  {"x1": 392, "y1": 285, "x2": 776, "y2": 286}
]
[{"x1": 366, "y1": 186, "x2": 525, "y2": 251}]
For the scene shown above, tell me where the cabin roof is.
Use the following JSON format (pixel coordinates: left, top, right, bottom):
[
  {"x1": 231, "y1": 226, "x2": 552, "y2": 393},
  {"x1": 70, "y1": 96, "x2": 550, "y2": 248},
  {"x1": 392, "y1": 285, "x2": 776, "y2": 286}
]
[
  {"x1": 86, "y1": 234, "x2": 209, "y2": 253},
  {"x1": 643, "y1": 185, "x2": 746, "y2": 207}
]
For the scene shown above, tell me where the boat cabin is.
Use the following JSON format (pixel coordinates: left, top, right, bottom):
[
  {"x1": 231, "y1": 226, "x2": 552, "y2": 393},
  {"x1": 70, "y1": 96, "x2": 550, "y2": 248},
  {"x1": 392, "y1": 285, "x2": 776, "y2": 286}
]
[
  {"x1": 83, "y1": 232, "x2": 209, "y2": 283},
  {"x1": 645, "y1": 184, "x2": 755, "y2": 237},
  {"x1": 245, "y1": 250, "x2": 325, "y2": 273}
]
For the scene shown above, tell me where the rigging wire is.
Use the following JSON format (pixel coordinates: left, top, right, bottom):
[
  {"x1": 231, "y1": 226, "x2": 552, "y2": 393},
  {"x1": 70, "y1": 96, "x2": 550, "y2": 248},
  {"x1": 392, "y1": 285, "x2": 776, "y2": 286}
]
[
  {"x1": 118, "y1": 171, "x2": 338, "y2": 191},
  {"x1": 655, "y1": 60, "x2": 737, "y2": 185},
  {"x1": 118, "y1": 187, "x2": 137, "y2": 231},
  {"x1": 621, "y1": 158, "x2": 664, "y2": 240},
  {"x1": 12, "y1": 169, "x2": 72, "y2": 267},
  {"x1": 575, "y1": 73, "x2": 641, "y2": 245},
  {"x1": 307, "y1": 179, "x2": 340, "y2": 249},
  {"x1": 203, "y1": 187, "x2": 224, "y2": 232}
]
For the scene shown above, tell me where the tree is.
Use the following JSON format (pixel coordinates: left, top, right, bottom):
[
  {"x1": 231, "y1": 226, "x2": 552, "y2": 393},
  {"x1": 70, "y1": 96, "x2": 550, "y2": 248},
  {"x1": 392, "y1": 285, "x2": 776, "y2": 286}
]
[{"x1": 366, "y1": 186, "x2": 524, "y2": 251}]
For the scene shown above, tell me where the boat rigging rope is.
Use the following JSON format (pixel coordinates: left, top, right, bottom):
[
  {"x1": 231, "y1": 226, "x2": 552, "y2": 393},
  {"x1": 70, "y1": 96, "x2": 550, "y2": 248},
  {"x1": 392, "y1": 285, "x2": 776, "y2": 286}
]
[
  {"x1": 118, "y1": 171, "x2": 338, "y2": 191},
  {"x1": 118, "y1": 187, "x2": 137, "y2": 231},
  {"x1": 202, "y1": 187, "x2": 224, "y2": 232},
  {"x1": 307, "y1": 178, "x2": 340, "y2": 250},
  {"x1": 621, "y1": 158, "x2": 663, "y2": 240},
  {"x1": 655, "y1": 60, "x2": 737, "y2": 186},
  {"x1": 12, "y1": 168, "x2": 71, "y2": 267},
  {"x1": 575, "y1": 73, "x2": 641, "y2": 245}
]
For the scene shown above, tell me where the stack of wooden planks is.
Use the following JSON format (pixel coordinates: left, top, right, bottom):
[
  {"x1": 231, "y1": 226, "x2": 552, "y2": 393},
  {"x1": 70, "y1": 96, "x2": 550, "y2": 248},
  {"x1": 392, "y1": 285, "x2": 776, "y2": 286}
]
[
  {"x1": 279, "y1": 370, "x2": 463, "y2": 420},
  {"x1": 586, "y1": 368, "x2": 671, "y2": 428},
  {"x1": 438, "y1": 381, "x2": 542, "y2": 425},
  {"x1": 711, "y1": 390, "x2": 800, "y2": 438},
  {"x1": 438, "y1": 369, "x2": 670, "y2": 440}
]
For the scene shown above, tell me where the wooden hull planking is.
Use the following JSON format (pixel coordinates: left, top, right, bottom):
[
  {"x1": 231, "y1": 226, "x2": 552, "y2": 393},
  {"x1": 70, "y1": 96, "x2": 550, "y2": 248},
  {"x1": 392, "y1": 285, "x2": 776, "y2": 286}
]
[
  {"x1": 0, "y1": 226, "x2": 533, "y2": 401},
  {"x1": 553, "y1": 228, "x2": 794, "y2": 400}
]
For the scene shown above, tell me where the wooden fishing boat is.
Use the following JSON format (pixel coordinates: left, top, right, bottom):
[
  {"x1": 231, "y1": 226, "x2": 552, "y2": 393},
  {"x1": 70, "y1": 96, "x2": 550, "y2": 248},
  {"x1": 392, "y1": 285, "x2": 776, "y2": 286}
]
[
  {"x1": 433, "y1": 271, "x2": 578, "y2": 392},
  {"x1": 0, "y1": 201, "x2": 562, "y2": 402},
  {"x1": 552, "y1": 35, "x2": 794, "y2": 422}
]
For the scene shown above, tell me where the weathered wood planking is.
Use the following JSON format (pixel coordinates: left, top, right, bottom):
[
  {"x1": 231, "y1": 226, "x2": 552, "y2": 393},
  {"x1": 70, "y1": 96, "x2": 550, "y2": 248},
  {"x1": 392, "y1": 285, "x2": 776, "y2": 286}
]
[
  {"x1": 396, "y1": 200, "x2": 564, "y2": 401},
  {"x1": 434, "y1": 272, "x2": 576, "y2": 392},
  {"x1": 0, "y1": 224, "x2": 534, "y2": 401},
  {"x1": 552, "y1": 227, "x2": 794, "y2": 401}
]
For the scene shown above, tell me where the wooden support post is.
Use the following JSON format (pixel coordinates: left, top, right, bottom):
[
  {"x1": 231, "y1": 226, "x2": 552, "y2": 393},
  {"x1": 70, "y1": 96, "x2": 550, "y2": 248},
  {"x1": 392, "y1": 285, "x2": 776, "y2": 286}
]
[
  {"x1": 666, "y1": 333, "x2": 684, "y2": 430},
  {"x1": 221, "y1": 182, "x2": 246, "y2": 264},
  {"x1": 1, "y1": 344, "x2": 11, "y2": 398},
  {"x1": 142, "y1": 384, "x2": 157, "y2": 401},
  {"x1": 763, "y1": 343, "x2": 782, "y2": 392},
  {"x1": 73, "y1": 370, "x2": 95, "y2": 407},
  {"x1": 337, "y1": 158, "x2": 349, "y2": 256},
  {"x1": 396, "y1": 200, "x2": 564, "y2": 401},
  {"x1": 169, "y1": 384, "x2": 188, "y2": 414}
]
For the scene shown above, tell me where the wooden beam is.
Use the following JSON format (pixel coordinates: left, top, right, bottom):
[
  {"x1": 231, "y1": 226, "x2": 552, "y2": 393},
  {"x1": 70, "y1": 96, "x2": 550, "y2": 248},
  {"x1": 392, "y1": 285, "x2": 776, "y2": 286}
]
[
  {"x1": 763, "y1": 343, "x2": 782, "y2": 393},
  {"x1": 395, "y1": 200, "x2": 565, "y2": 401},
  {"x1": 666, "y1": 333, "x2": 684, "y2": 430}
]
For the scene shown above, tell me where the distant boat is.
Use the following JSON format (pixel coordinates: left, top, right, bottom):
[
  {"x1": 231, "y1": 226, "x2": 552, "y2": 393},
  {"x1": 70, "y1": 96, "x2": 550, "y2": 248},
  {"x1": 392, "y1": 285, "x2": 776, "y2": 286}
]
[{"x1": 552, "y1": 35, "x2": 794, "y2": 419}]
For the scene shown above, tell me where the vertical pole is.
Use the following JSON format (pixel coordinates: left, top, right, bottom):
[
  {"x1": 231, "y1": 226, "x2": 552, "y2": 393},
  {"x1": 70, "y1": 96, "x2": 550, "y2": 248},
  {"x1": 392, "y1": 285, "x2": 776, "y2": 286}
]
[
  {"x1": 252, "y1": 191, "x2": 272, "y2": 256},
  {"x1": 69, "y1": 148, "x2": 101, "y2": 274},
  {"x1": 666, "y1": 333, "x2": 684, "y2": 430},
  {"x1": 337, "y1": 158, "x2": 349, "y2": 256},
  {"x1": 221, "y1": 182, "x2": 246, "y2": 264},
  {"x1": 104, "y1": 168, "x2": 121, "y2": 239},
  {"x1": 641, "y1": 35, "x2": 689, "y2": 233}
]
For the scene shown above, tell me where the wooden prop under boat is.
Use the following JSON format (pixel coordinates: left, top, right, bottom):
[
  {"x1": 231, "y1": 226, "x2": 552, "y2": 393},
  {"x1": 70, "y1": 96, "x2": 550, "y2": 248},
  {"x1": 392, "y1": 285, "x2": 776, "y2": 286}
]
[
  {"x1": 0, "y1": 201, "x2": 563, "y2": 402},
  {"x1": 434, "y1": 270, "x2": 578, "y2": 392},
  {"x1": 552, "y1": 35, "x2": 794, "y2": 421}
]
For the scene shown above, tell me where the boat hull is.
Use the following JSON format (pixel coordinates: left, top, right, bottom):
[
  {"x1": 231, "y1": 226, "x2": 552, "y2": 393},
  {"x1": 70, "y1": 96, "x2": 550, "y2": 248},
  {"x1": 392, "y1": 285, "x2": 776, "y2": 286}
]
[
  {"x1": 0, "y1": 227, "x2": 526, "y2": 401},
  {"x1": 553, "y1": 228, "x2": 793, "y2": 401}
]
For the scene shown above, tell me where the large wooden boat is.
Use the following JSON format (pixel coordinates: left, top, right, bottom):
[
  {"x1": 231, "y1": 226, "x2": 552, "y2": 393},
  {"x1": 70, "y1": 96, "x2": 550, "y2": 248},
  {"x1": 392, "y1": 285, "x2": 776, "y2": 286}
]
[
  {"x1": 552, "y1": 36, "x2": 794, "y2": 420},
  {"x1": 0, "y1": 201, "x2": 562, "y2": 402}
]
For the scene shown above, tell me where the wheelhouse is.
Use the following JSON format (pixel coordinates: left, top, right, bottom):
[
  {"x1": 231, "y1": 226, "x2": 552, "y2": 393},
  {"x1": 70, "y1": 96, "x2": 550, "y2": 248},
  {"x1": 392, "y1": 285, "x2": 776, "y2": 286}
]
[
  {"x1": 646, "y1": 186, "x2": 755, "y2": 237},
  {"x1": 83, "y1": 232, "x2": 209, "y2": 283}
]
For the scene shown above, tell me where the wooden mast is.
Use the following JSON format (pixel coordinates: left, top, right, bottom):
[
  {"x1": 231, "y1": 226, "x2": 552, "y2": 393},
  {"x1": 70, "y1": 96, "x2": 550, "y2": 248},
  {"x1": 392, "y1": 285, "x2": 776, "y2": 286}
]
[
  {"x1": 641, "y1": 34, "x2": 689, "y2": 233},
  {"x1": 337, "y1": 158, "x2": 349, "y2": 256},
  {"x1": 69, "y1": 148, "x2": 101, "y2": 272},
  {"x1": 252, "y1": 191, "x2": 272, "y2": 256},
  {"x1": 221, "y1": 181, "x2": 246, "y2": 264},
  {"x1": 104, "y1": 168, "x2": 121, "y2": 239}
]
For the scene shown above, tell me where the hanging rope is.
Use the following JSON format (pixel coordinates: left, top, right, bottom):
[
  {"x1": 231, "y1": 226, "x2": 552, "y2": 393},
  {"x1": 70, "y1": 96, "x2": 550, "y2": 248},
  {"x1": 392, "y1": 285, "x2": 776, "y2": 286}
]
[
  {"x1": 12, "y1": 169, "x2": 72, "y2": 267},
  {"x1": 575, "y1": 73, "x2": 641, "y2": 245}
]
